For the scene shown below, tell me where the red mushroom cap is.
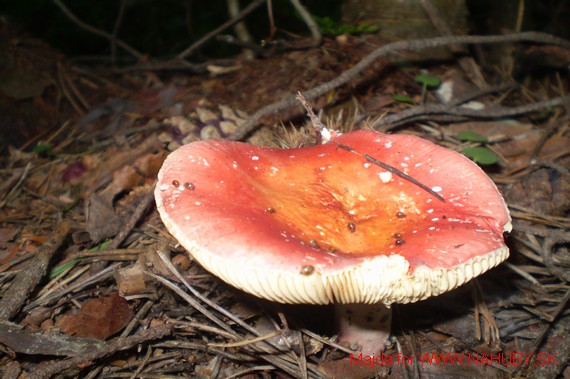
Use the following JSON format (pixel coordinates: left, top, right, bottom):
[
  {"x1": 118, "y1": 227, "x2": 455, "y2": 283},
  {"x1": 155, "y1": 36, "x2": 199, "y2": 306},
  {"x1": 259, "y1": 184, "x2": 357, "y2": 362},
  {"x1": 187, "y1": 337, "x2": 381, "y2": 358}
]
[{"x1": 155, "y1": 130, "x2": 511, "y2": 305}]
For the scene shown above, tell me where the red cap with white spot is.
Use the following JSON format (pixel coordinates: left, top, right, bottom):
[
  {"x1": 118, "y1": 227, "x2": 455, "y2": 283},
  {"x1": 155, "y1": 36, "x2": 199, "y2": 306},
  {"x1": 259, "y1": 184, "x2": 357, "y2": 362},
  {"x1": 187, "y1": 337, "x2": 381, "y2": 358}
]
[{"x1": 155, "y1": 130, "x2": 511, "y2": 306}]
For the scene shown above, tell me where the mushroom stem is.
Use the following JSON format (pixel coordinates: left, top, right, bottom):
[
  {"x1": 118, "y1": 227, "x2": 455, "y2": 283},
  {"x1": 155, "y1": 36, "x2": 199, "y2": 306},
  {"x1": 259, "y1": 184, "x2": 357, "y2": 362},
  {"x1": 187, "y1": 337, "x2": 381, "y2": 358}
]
[{"x1": 335, "y1": 303, "x2": 392, "y2": 355}]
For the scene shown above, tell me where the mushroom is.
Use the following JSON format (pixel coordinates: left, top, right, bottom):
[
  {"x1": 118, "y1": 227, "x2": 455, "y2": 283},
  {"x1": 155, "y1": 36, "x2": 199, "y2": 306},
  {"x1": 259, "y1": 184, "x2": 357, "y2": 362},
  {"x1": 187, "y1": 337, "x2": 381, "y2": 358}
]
[{"x1": 155, "y1": 130, "x2": 511, "y2": 355}]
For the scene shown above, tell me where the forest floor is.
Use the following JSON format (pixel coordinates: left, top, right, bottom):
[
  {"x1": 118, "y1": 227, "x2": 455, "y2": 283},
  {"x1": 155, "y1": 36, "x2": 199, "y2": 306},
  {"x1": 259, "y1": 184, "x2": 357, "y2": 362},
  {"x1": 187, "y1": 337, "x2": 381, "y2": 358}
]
[{"x1": 0, "y1": 25, "x2": 569, "y2": 379}]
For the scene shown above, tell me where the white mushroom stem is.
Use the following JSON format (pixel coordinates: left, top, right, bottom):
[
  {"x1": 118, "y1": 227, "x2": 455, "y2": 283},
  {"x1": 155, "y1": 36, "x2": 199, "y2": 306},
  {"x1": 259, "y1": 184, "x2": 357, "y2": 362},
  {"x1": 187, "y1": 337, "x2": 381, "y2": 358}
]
[{"x1": 335, "y1": 303, "x2": 392, "y2": 355}]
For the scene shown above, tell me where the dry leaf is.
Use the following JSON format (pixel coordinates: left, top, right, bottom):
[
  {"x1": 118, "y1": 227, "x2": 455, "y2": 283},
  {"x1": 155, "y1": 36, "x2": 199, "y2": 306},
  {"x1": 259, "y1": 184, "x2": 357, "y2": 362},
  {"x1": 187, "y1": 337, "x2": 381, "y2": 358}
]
[{"x1": 57, "y1": 293, "x2": 132, "y2": 340}]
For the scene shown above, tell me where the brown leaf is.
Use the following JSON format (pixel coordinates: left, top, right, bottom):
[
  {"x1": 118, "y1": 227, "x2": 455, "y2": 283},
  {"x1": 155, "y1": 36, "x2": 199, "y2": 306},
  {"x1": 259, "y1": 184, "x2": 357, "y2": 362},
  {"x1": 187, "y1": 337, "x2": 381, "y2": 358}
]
[{"x1": 57, "y1": 293, "x2": 132, "y2": 340}]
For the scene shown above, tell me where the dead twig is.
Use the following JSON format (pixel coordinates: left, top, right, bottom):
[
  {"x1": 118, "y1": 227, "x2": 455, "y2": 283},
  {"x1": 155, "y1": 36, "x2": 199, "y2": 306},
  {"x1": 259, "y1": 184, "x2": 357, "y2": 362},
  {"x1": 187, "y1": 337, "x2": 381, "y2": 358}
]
[
  {"x1": 23, "y1": 263, "x2": 120, "y2": 312},
  {"x1": 512, "y1": 287, "x2": 570, "y2": 377},
  {"x1": 228, "y1": 32, "x2": 570, "y2": 141},
  {"x1": 420, "y1": 0, "x2": 487, "y2": 87},
  {"x1": 369, "y1": 95, "x2": 570, "y2": 130},
  {"x1": 111, "y1": 0, "x2": 127, "y2": 64},
  {"x1": 108, "y1": 183, "x2": 156, "y2": 250},
  {"x1": 177, "y1": 0, "x2": 267, "y2": 59},
  {"x1": 0, "y1": 321, "x2": 106, "y2": 356},
  {"x1": 0, "y1": 220, "x2": 71, "y2": 321},
  {"x1": 288, "y1": 0, "x2": 322, "y2": 48},
  {"x1": 27, "y1": 323, "x2": 174, "y2": 379},
  {"x1": 541, "y1": 232, "x2": 570, "y2": 282},
  {"x1": 336, "y1": 143, "x2": 446, "y2": 203},
  {"x1": 52, "y1": 0, "x2": 144, "y2": 60}
]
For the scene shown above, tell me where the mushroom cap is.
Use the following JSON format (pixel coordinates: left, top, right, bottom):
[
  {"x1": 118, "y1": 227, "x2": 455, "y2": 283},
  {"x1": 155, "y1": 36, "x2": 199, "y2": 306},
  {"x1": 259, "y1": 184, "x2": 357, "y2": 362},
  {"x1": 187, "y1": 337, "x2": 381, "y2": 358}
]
[{"x1": 155, "y1": 130, "x2": 511, "y2": 305}]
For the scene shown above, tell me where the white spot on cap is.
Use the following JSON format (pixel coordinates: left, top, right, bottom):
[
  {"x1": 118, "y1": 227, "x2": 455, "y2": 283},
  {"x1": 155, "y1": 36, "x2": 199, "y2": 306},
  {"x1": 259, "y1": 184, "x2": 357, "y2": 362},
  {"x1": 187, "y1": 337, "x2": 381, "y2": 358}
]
[
  {"x1": 252, "y1": 156, "x2": 259, "y2": 160},
  {"x1": 432, "y1": 186, "x2": 442, "y2": 192},
  {"x1": 185, "y1": 215, "x2": 190, "y2": 220},
  {"x1": 427, "y1": 209, "x2": 434, "y2": 213},
  {"x1": 431, "y1": 217, "x2": 439, "y2": 221},
  {"x1": 194, "y1": 201, "x2": 201, "y2": 205},
  {"x1": 320, "y1": 128, "x2": 333, "y2": 143},
  {"x1": 379, "y1": 171, "x2": 392, "y2": 183},
  {"x1": 202, "y1": 158, "x2": 210, "y2": 167},
  {"x1": 232, "y1": 161, "x2": 238, "y2": 168},
  {"x1": 384, "y1": 141, "x2": 392, "y2": 148},
  {"x1": 363, "y1": 162, "x2": 371, "y2": 168},
  {"x1": 159, "y1": 184, "x2": 169, "y2": 191}
]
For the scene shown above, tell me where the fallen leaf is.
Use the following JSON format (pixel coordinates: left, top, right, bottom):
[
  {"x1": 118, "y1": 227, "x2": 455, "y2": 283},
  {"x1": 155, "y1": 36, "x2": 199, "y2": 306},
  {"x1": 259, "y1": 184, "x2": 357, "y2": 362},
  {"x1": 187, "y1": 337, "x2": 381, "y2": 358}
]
[{"x1": 57, "y1": 293, "x2": 132, "y2": 340}]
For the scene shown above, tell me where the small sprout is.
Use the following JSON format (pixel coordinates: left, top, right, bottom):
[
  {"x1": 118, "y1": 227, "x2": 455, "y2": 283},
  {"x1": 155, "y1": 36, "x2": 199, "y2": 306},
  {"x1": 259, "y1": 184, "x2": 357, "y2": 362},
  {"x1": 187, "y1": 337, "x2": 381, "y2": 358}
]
[
  {"x1": 348, "y1": 222, "x2": 356, "y2": 233},
  {"x1": 392, "y1": 95, "x2": 414, "y2": 104},
  {"x1": 457, "y1": 131, "x2": 488, "y2": 143},
  {"x1": 393, "y1": 233, "x2": 403, "y2": 239},
  {"x1": 184, "y1": 182, "x2": 195, "y2": 190},
  {"x1": 395, "y1": 239, "x2": 406, "y2": 246},
  {"x1": 462, "y1": 146, "x2": 499, "y2": 165},
  {"x1": 308, "y1": 239, "x2": 320, "y2": 249},
  {"x1": 265, "y1": 207, "x2": 275, "y2": 213},
  {"x1": 300, "y1": 265, "x2": 315, "y2": 275},
  {"x1": 414, "y1": 74, "x2": 441, "y2": 88},
  {"x1": 396, "y1": 211, "x2": 406, "y2": 219},
  {"x1": 414, "y1": 74, "x2": 441, "y2": 104},
  {"x1": 172, "y1": 180, "x2": 180, "y2": 187}
]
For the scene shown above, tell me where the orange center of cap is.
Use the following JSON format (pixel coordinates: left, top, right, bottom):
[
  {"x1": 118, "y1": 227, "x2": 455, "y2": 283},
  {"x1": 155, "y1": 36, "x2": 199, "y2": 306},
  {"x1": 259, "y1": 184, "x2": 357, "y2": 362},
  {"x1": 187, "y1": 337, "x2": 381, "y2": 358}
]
[{"x1": 249, "y1": 153, "x2": 437, "y2": 255}]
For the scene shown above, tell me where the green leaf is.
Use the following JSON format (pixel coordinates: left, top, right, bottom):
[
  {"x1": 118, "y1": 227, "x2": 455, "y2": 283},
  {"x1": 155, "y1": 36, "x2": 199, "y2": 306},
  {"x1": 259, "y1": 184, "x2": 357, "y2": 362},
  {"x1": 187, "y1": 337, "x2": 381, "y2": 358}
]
[
  {"x1": 88, "y1": 240, "x2": 112, "y2": 252},
  {"x1": 392, "y1": 95, "x2": 414, "y2": 104},
  {"x1": 414, "y1": 74, "x2": 441, "y2": 88},
  {"x1": 49, "y1": 259, "x2": 78, "y2": 279},
  {"x1": 463, "y1": 146, "x2": 499, "y2": 165},
  {"x1": 456, "y1": 131, "x2": 488, "y2": 143},
  {"x1": 33, "y1": 143, "x2": 56, "y2": 158}
]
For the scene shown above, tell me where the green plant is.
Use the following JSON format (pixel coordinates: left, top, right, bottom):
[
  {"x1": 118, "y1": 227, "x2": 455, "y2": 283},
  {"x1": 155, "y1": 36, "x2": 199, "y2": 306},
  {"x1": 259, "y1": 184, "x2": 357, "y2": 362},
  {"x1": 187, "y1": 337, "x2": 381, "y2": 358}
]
[
  {"x1": 392, "y1": 95, "x2": 415, "y2": 104},
  {"x1": 414, "y1": 74, "x2": 441, "y2": 103},
  {"x1": 456, "y1": 131, "x2": 489, "y2": 143},
  {"x1": 457, "y1": 131, "x2": 499, "y2": 165},
  {"x1": 313, "y1": 15, "x2": 378, "y2": 36},
  {"x1": 33, "y1": 143, "x2": 56, "y2": 158}
]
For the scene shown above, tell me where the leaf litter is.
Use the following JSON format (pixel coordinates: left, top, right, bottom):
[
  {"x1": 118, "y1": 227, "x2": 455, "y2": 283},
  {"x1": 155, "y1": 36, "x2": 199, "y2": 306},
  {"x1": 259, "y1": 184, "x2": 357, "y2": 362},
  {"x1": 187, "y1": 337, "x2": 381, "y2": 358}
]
[{"x1": 0, "y1": 26, "x2": 569, "y2": 379}]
